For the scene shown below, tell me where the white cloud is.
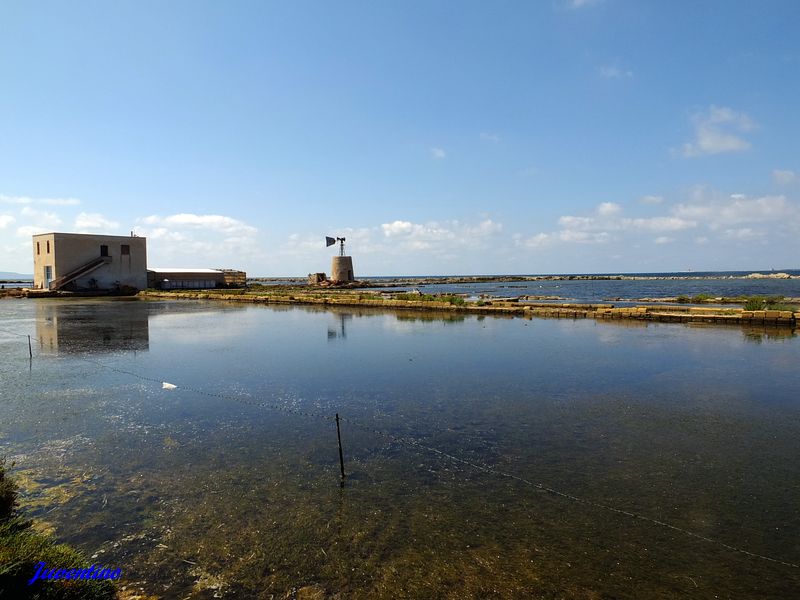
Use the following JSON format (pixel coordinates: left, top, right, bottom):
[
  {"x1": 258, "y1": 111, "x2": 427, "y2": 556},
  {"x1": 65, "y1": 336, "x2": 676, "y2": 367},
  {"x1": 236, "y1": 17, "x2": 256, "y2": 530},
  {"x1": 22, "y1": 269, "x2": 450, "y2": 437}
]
[
  {"x1": 135, "y1": 213, "x2": 261, "y2": 270},
  {"x1": 639, "y1": 195, "x2": 663, "y2": 205},
  {"x1": 16, "y1": 225, "x2": 50, "y2": 237},
  {"x1": 380, "y1": 220, "x2": 456, "y2": 248},
  {"x1": 519, "y1": 201, "x2": 699, "y2": 250},
  {"x1": 147, "y1": 227, "x2": 188, "y2": 242},
  {"x1": 430, "y1": 147, "x2": 446, "y2": 159},
  {"x1": 598, "y1": 65, "x2": 633, "y2": 79},
  {"x1": 773, "y1": 169, "x2": 797, "y2": 184},
  {"x1": 682, "y1": 105, "x2": 755, "y2": 157},
  {"x1": 74, "y1": 212, "x2": 120, "y2": 232},
  {"x1": 516, "y1": 232, "x2": 554, "y2": 249},
  {"x1": 721, "y1": 227, "x2": 760, "y2": 240},
  {"x1": 626, "y1": 216, "x2": 695, "y2": 232},
  {"x1": 0, "y1": 215, "x2": 15, "y2": 229},
  {"x1": 597, "y1": 202, "x2": 621, "y2": 216},
  {"x1": 518, "y1": 192, "x2": 799, "y2": 258},
  {"x1": 19, "y1": 206, "x2": 62, "y2": 229},
  {"x1": 479, "y1": 132, "x2": 501, "y2": 143},
  {"x1": 0, "y1": 194, "x2": 81, "y2": 206},
  {"x1": 141, "y1": 213, "x2": 257, "y2": 235},
  {"x1": 673, "y1": 194, "x2": 794, "y2": 228},
  {"x1": 558, "y1": 230, "x2": 610, "y2": 244},
  {"x1": 555, "y1": 203, "x2": 695, "y2": 234},
  {"x1": 466, "y1": 219, "x2": 503, "y2": 236}
]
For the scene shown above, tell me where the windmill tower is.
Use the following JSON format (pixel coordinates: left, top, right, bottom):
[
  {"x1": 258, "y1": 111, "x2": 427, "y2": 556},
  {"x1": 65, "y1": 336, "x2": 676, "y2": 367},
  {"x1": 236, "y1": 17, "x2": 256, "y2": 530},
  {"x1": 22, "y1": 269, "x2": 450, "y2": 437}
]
[{"x1": 326, "y1": 236, "x2": 355, "y2": 282}]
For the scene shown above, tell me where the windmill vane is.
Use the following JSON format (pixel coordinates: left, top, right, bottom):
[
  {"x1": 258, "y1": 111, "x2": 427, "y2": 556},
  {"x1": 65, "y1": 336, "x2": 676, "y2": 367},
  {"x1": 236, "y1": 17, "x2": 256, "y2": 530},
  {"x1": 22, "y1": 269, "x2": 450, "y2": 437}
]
[{"x1": 325, "y1": 235, "x2": 346, "y2": 256}]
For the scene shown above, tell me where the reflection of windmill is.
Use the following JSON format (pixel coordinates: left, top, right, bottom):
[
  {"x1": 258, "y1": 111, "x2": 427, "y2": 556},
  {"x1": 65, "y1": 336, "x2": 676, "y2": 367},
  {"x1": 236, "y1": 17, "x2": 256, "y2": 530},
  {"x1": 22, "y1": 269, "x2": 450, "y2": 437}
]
[
  {"x1": 326, "y1": 235, "x2": 355, "y2": 282},
  {"x1": 327, "y1": 313, "x2": 351, "y2": 340}
]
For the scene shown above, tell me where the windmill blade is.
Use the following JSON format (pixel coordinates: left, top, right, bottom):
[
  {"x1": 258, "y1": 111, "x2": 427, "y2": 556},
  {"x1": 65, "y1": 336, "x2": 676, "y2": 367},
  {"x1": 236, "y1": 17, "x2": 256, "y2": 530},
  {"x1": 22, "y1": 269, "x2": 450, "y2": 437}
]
[{"x1": 325, "y1": 236, "x2": 336, "y2": 247}]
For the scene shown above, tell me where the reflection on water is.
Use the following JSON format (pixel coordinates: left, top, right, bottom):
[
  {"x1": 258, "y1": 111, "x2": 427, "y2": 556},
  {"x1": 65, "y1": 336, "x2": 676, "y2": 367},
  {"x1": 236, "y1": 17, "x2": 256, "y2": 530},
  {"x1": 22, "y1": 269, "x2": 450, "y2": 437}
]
[
  {"x1": 1, "y1": 298, "x2": 800, "y2": 599},
  {"x1": 35, "y1": 299, "x2": 151, "y2": 354},
  {"x1": 741, "y1": 325, "x2": 798, "y2": 344},
  {"x1": 327, "y1": 313, "x2": 351, "y2": 340}
]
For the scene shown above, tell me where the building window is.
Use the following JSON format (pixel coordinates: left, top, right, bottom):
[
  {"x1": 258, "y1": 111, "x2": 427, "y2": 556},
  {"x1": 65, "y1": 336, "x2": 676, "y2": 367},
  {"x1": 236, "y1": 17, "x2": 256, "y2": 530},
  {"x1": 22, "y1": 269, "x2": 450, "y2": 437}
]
[
  {"x1": 121, "y1": 244, "x2": 130, "y2": 256},
  {"x1": 36, "y1": 242, "x2": 40, "y2": 255},
  {"x1": 46, "y1": 241, "x2": 50, "y2": 253},
  {"x1": 100, "y1": 245, "x2": 109, "y2": 257}
]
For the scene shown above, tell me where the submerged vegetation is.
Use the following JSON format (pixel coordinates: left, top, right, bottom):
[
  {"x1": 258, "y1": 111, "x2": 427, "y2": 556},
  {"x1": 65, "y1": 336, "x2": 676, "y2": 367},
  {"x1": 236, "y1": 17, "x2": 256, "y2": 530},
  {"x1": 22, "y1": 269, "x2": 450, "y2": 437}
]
[
  {"x1": 0, "y1": 460, "x2": 116, "y2": 599},
  {"x1": 741, "y1": 295, "x2": 794, "y2": 311}
]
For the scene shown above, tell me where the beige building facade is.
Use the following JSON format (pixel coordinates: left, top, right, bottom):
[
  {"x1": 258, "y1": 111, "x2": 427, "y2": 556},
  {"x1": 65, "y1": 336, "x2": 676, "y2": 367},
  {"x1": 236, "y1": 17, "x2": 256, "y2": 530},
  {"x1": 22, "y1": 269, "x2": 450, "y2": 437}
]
[{"x1": 32, "y1": 232, "x2": 147, "y2": 291}]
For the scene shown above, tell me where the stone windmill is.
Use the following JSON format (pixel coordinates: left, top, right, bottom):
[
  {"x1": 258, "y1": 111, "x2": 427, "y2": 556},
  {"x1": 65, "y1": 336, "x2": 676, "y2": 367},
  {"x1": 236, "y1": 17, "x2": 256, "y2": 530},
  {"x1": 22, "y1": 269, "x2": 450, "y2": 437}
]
[{"x1": 325, "y1": 236, "x2": 355, "y2": 283}]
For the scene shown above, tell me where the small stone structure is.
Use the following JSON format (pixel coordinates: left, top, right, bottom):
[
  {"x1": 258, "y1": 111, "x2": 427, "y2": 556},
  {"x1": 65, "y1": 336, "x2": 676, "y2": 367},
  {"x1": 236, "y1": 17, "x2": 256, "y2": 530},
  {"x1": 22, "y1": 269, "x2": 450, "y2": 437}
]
[
  {"x1": 331, "y1": 256, "x2": 354, "y2": 283},
  {"x1": 308, "y1": 272, "x2": 327, "y2": 285}
]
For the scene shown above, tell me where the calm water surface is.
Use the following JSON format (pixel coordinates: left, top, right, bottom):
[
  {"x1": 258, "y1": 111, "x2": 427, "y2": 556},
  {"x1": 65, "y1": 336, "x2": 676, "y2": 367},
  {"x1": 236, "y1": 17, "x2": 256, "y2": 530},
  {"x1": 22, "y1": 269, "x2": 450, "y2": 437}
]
[
  {"x1": 383, "y1": 276, "x2": 800, "y2": 303},
  {"x1": 1, "y1": 298, "x2": 799, "y2": 599}
]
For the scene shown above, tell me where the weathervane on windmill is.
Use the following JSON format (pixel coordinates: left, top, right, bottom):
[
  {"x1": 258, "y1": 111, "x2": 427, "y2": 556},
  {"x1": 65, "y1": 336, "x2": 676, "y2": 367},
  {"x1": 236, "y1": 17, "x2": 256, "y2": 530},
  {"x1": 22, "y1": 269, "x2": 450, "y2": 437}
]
[{"x1": 325, "y1": 235, "x2": 355, "y2": 283}]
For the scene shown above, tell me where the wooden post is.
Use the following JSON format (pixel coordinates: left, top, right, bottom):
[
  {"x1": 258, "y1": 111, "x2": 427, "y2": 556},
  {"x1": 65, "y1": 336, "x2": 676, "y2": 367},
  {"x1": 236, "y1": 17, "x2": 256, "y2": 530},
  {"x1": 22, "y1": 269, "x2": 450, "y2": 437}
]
[
  {"x1": 28, "y1": 335, "x2": 32, "y2": 359},
  {"x1": 335, "y1": 413, "x2": 345, "y2": 484}
]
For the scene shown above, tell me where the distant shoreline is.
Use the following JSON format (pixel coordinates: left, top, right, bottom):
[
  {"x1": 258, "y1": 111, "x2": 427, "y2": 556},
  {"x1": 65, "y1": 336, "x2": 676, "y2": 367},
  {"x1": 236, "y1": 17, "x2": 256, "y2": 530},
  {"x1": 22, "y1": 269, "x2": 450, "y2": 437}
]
[{"x1": 248, "y1": 272, "x2": 799, "y2": 284}]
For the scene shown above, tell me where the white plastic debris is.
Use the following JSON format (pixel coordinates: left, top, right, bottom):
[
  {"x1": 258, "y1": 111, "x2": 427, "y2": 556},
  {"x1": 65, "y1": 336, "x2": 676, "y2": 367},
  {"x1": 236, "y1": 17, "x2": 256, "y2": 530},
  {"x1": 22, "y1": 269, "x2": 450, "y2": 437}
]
[{"x1": 162, "y1": 382, "x2": 177, "y2": 390}]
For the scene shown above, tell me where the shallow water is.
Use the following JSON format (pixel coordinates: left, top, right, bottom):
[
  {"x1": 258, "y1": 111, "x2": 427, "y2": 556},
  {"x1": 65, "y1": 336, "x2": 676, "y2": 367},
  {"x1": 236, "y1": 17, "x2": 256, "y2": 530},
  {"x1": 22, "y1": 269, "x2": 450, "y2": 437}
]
[
  {"x1": 380, "y1": 275, "x2": 800, "y2": 303},
  {"x1": 1, "y1": 298, "x2": 799, "y2": 598}
]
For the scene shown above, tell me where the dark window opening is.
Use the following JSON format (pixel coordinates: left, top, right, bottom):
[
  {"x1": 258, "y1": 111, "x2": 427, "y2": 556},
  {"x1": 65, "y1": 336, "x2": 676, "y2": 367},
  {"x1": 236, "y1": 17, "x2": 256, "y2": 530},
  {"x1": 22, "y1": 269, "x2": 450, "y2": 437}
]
[
  {"x1": 121, "y1": 244, "x2": 130, "y2": 256},
  {"x1": 100, "y1": 245, "x2": 109, "y2": 257},
  {"x1": 46, "y1": 241, "x2": 50, "y2": 253},
  {"x1": 36, "y1": 242, "x2": 40, "y2": 255}
]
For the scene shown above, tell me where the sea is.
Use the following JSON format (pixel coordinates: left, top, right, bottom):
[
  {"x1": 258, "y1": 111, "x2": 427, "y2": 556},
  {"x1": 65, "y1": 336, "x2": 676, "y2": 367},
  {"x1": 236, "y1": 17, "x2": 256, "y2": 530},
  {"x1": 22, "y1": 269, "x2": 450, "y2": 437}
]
[{"x1": 363, "y1": 270, "x2": 800, "y2": 302}]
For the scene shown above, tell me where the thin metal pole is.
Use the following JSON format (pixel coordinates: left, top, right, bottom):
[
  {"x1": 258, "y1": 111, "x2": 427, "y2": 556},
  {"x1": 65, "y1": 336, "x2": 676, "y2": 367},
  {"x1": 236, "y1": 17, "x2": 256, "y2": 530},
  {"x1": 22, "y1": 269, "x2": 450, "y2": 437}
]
[
  {"x1": 335, "y1": 413, "x2": 345, "y2": 483},
  {"x1": 28, "y1": 335, "x2": 32, "y2": 359}
]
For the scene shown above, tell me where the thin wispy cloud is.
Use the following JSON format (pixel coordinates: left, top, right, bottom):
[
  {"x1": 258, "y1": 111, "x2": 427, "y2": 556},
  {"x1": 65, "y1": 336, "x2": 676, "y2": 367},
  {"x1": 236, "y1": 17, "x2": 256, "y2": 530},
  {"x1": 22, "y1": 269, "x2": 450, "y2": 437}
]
[
  {"x1": 430, "y1": 147, "x2": 446, "y2": 159},
  {"x1": 681, "y1": 105, "x2": 755, "y2": 157},
  {"x1": 568, "y1": 0, "x2": 602, "y2": 8},
  {"x1": 0, "y1": 194, "x2": 81, "y2": 206},
  {"x1": 141, "y1": 213, "x2": 257, "y2": 235},
  {"x1": 74, "y1": 212, "x2": 120, "y2": 232},
  {"x1": 772, "y1": 169, "x2": 797, "y2": 184},
  {"x1": 598, "y1": 65, "x2": 633, "y2": 79},
  {"x1": 20, "y1": 206, "x2": 62, "y2": 228},
  {"x1": 480, "y1": 132, "x2": 501, "y2": 143}
]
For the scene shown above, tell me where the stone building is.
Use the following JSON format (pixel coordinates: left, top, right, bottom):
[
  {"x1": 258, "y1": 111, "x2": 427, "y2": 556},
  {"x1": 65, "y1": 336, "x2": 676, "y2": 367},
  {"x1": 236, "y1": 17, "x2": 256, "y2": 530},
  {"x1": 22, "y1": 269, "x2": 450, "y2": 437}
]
[{"x1": 32, "y1": 232, "x2": 147, "y2": 291}]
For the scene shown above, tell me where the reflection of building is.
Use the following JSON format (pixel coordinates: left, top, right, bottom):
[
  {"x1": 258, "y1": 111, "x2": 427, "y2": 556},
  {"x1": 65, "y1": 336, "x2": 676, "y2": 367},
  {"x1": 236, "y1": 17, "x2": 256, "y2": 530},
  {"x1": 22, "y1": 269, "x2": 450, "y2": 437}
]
[
  {"x1": 32, "y1": 233, "x2": 147, "y2": 291},
  {"x1": 35, "y1": 301, "x2": 150, "y2": 354},
  {"x1": 147, "y1": 268, "x2": 247, "y2": 289}
]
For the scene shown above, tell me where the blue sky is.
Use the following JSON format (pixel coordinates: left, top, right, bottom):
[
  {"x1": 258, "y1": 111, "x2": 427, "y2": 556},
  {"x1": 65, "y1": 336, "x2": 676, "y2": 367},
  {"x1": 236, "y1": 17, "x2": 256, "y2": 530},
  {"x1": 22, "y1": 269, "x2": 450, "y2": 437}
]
[{"x1": 1, "y1": 0, "x2": 799, "y2": 275}]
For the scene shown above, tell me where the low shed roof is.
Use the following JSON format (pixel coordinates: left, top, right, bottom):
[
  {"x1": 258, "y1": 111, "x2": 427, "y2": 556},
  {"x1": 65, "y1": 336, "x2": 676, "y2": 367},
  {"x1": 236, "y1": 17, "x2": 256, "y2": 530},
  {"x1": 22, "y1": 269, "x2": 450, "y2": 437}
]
[{"x1": 148, "y1": 268, "x2": 222, "y2": 274}]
